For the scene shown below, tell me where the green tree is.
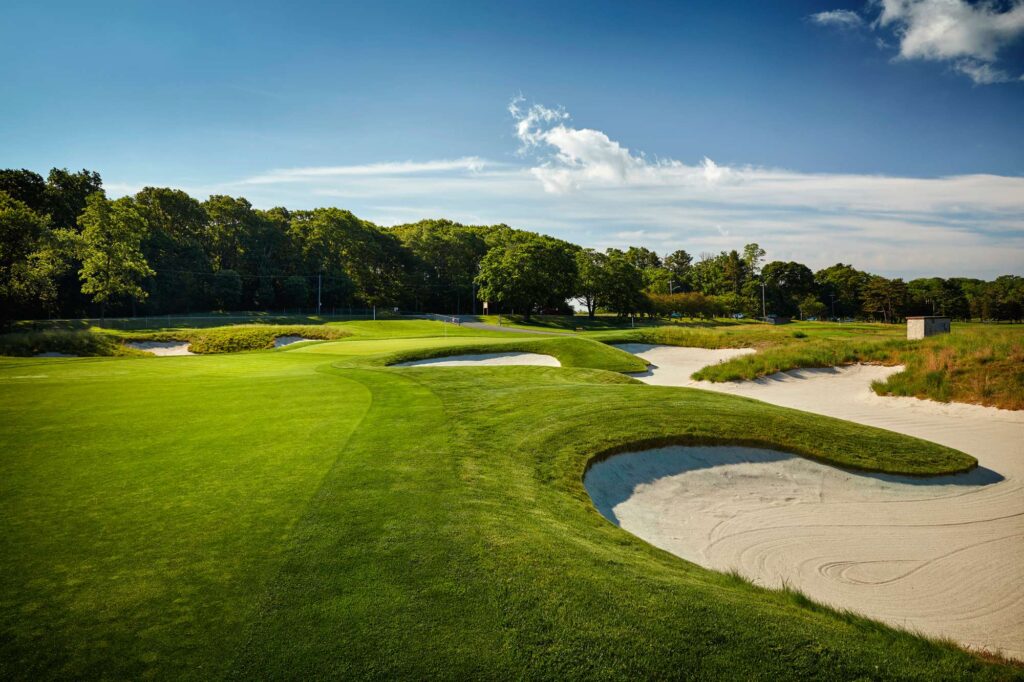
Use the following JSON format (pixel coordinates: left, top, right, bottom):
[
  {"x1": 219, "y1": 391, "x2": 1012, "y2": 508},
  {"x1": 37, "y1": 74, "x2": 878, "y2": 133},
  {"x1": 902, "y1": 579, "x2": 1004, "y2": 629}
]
[
  {"x1": 798, "y1": 295, "x2": 827, "y2": 320},
  {"x1": 133, "y1": 187, "x2": 211, "y2": 313},
  {"x1": 602, "y1": 249, "x2": 647, "y2": 316},
  {"x1": 663, "y1": 249, "x2": 693, "y2": 291},
  {"x1": 574, "y1": 248, "x2": 610, "y2": 318},
  {"x1": 861, "y1": 276, "x2": 908, "y2": 323},
  {"x1": 815, "y1": 263, "x2": 871, "y2": 320},
  {"x1": 211, "y1": 269, "x2": 242, "y2": 310},
  {"x1": 75, "y1": 192, "x2": 154, "y2": 317},
  {"x1": 991, "y1": 275, "x2": 1024, "y2": 322},
  {"x1": 0, "y1": 169, "x2": 49, "y2": 215},
  {"x1": 762, "y1": 261, "x2": 816, "y2": 317},
  {"x1": 742, "y1": 243, "x2": 766, "y2": 279},
  {"x1": 475, "y1": 233, "x2": 576, "y2": 320},
  {"x1": 690, "y1": 253, "x2": 730, "y2": 295},
  {"x1": 202, "y1": 195, "x2": 258, "y2": 272},
  {"x1": 46, "y1": 168, "x2": 103, "y2": 231},
  {"x1": 623, "y1": 246, "x2": 661, "y2": 270},
  {"x1": 0, "y1": 192, "x2": 65, "y2": 319},
  {"x1": 391, "y1": 219, "x2": 489, "y2": 314},
  {"x1": 281, "y1": 275, "x2": 310, "y2": 307},
  {"x1": 289, "y1": 208, "x2": 410, "y2": 307}
]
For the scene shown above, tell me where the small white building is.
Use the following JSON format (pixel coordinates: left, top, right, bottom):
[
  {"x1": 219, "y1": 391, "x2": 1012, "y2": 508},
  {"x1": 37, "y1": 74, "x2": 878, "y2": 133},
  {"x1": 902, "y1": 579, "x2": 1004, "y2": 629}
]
[{"x1": 906, "y1": 316, "x2": 950, "y2": 340}]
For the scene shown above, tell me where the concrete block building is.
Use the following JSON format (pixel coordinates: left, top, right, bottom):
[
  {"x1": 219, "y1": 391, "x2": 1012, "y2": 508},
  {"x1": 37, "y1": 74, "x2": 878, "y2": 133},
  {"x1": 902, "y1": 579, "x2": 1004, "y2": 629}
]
[{"x1": 906, "y1": 316, "x2": 950, "y2": 340}]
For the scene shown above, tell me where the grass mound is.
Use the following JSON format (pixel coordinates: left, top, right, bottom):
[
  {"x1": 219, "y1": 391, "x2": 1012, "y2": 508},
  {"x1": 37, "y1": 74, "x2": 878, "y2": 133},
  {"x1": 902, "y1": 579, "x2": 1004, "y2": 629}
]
[
  {"x1": 379, "y1": 336, "x2": 648, "y2": 373},
  {"x1": 0, "y1": 329, "x2": 139, "y2": 357},
  {"x1": 692, "y1": 337, "x2": 904, "y2": 381},
  {"x1": 123, "y1": 325, "x2": 351, "y2": 354}
]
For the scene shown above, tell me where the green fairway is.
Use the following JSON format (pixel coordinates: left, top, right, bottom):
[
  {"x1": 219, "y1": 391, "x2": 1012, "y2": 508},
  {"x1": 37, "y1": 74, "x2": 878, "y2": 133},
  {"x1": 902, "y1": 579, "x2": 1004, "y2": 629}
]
[{"x1": 0, "y1": 326, "x2": 1015, "y2": 680}]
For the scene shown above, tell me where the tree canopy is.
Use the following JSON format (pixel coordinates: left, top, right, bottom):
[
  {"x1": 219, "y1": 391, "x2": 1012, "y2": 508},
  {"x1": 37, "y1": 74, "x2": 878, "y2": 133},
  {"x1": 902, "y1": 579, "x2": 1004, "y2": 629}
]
[{"x1": 0, "y1": 167, "x2": 1020, "y2": 324}]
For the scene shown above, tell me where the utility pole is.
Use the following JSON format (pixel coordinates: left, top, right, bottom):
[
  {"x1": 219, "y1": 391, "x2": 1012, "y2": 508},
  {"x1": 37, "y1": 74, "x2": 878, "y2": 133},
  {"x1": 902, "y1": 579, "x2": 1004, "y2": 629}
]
[
  {"x1": 830, "y1": 292, "x2": 835, "y2": 321},
  {"x1": 317, "y1": 272, "x2": 322, "y2": 316},
  {"x1": 761, "y1": 281, "x2": 766, "y2": 320}
]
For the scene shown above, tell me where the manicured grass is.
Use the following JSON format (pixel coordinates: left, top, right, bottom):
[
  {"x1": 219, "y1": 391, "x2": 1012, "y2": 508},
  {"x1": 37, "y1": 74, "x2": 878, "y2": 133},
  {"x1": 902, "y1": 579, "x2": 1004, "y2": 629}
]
[{"x1": 2, "y1": 327, "x2": 1010, "y2": 680}]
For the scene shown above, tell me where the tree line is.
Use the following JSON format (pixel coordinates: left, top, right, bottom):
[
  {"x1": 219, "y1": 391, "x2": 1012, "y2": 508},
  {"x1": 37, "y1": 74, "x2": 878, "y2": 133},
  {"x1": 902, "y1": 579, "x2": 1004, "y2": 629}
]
[{"x1": 1, "y1": 167, "x2": 1021, "y2": 323}]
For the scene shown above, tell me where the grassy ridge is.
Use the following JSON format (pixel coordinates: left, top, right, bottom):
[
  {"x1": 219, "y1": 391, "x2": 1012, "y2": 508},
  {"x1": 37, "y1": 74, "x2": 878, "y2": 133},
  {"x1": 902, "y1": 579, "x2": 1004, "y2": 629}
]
[
  {"x1": 375, "y1": 335, "x2": 648, "y2": 373},
  {"x1": 0, "y1": 324, "x2": 351, "y2": 356},
  {"x1": 691, "y1": 337, "x2": 904, "y2": 381},
  {"x1": 123, "y1": 324, "x2": 351, "y2": 353},
  {"x1": 0, "y1": 329, "x2": 142, "y2": 357},
  {"x1": 2, "y1": 344, "x2": 1002, "y2": 679}
]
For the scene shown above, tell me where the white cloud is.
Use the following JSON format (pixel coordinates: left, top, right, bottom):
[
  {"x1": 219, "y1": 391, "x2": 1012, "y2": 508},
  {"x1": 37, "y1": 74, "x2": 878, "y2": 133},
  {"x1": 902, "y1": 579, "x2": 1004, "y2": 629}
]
[
  {"x1": 953, "y1": 58, "x2": 1016, "y2": 83},
  {"x1": 809, "y1": 0, "x2": 1024, "y2": 84},
  {"x1": 105, "y1": 101, "x2": 1024, "y2": 279},
  {"x1": 240, "y1": 157, "x2": 488, "y2": 184},
  {"x1": 809, "y1": 9, "x2": 865, "y2": 29},
  {"x1": 510, "y1": 99, "x2": 718, "y2": 194},
  {"x1": 876, "y1": 0, "x2": 1024, "y2": 62}
]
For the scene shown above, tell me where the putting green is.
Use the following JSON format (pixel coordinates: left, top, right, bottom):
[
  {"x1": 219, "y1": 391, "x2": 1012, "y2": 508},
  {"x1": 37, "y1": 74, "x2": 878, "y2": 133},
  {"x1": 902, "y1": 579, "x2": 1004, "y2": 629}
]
[{"x1": 0, "y1": 331, "x2": 1009, "y2": 680}]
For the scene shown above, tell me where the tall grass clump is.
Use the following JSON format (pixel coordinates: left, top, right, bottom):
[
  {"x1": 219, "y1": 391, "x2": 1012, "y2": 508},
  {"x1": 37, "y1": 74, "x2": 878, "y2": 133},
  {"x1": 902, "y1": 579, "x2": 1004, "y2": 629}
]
[
  {"x1": 873, "y1": 326, "x2": 1024, "y2": 410},
  {"x1": 693, "y1": 338, "x2": 906, "y2": 382}
]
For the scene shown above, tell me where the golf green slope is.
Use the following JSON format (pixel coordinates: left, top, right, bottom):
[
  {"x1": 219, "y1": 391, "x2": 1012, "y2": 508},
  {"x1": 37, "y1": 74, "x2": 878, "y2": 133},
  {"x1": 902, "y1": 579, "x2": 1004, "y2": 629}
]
[{"x1": 0, "y1": 325, "x2": 1012, "y2": 680}]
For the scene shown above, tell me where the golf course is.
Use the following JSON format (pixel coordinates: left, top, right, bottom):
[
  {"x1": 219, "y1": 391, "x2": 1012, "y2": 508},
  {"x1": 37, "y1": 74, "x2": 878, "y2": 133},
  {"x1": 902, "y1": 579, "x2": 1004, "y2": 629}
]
[{"x1": 1, "y1": 318, "x2": 1021, "y2": 680}]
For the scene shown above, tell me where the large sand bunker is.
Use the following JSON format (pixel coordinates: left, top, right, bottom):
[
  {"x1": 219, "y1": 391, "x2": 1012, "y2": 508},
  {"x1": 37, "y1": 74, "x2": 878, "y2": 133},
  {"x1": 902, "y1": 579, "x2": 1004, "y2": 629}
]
[
  {"x1": 601, "y1": 344, "x2": 1024, "y2": 659},
  {"x1": 395, "y1": 352, "x2": 560, "y2": 367},
  {"x1": 126, "y1": 341, "x2": 194, "y2": 356}
]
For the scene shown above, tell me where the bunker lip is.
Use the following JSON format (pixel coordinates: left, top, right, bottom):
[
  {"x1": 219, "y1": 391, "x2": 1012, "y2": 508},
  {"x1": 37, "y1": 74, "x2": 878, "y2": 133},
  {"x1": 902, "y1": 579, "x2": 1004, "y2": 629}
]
[
  {"x1": 393, "y1": 352, "x2": 561, "y2": 367},
  {"x1": 274, "y1": 335, "x2": 314, "y2": 348},
  {"x1": 581, "y1": 434, "x2": 976, "y2": 482},
  {"x1": 605, "y1": 343, "x2": 1024, "y2": 661}
]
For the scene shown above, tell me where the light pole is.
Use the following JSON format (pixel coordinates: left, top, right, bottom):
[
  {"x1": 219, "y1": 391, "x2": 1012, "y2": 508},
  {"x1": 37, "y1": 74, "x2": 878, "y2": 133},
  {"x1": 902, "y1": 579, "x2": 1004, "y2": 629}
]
[
  {"x1": 761, "y1": 281, "x2": 766, "y2": 321},
  {"x1": 471, "y1": 261, "x2": 481, "y2": 317},
  {"x1": 830, "y1": 292, "x2": 835, "y2": 321}
]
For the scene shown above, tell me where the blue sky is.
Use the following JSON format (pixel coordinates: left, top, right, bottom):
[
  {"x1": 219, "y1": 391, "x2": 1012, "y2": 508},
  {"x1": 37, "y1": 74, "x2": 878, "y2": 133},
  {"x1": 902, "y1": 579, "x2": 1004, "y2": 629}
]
[{"x1": 2, "y1": 0, "x2": 1022, "y2": 277}]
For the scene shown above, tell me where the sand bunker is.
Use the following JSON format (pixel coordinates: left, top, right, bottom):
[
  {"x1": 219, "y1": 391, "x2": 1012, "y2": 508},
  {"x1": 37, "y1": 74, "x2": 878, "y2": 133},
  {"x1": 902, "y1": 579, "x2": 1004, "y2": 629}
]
[
  {"x1": 274, "y1": 336, "x2": 314, "y2": 348},
  {"x1": 127, "y1": 341, "x2": 194, "y2": 356},
  {"x1": 616, "y1": 343, "x2": 754, "y2": 383},
  {"x1": 601, "y1": 344, "x2": 1024, "y2": 659},
  {"x1": 395, "y1": 352, "x2": 560, "y2": 367}
]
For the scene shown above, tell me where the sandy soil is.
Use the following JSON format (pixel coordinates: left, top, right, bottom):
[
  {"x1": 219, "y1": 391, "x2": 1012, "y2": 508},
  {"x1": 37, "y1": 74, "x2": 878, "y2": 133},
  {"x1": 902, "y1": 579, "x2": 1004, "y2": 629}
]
[
  {"x1": 126, "y1": 341, "x2": 194, "y2": 356},
  {"x1": 395, "y1": 352, "x2": 561, "y2": 367},
  {"x1": 274, "y1": 336, "x2": 314, "y2": 348},
  {"x1": 598, "y1": 344, "x2": 1024, "y2": 659}
]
